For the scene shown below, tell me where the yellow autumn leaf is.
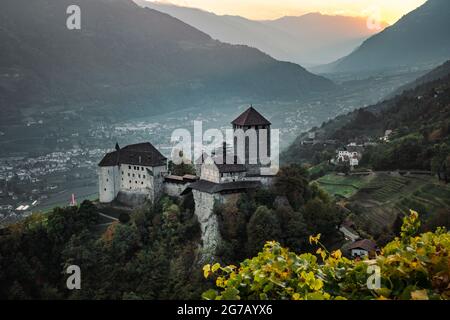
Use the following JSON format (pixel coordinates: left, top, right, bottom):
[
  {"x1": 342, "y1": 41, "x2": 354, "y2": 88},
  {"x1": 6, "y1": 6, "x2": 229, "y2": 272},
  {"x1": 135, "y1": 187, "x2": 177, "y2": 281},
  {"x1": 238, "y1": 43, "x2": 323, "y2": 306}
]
[
  {"x1": 211, "y1": 263, "x2": 221, "y2": 273},
  {"x1": 331, "y1": 250, "x2": 342, "y2": 259},
  {"x1": 309, "y1": 233, "x2": 321, "y2": 245},
  {"x1": 203, "y1": 264, "x2": 211, "y2": 279},
  {"x1": 313, "y1": 279, "x2": 324, "y2": 291},
  {"x1": 216, "y1": 277, "x2": 225, "y2": 288},
  {"x1": 316, "y1": 248, "x2": 327, "y2": 261},
  {"x1": 411, "y1": 290, "x2": 429, "y2": 300},
  {"x1": 292, "y1": 293, "x2": 301, "y2": 300}
]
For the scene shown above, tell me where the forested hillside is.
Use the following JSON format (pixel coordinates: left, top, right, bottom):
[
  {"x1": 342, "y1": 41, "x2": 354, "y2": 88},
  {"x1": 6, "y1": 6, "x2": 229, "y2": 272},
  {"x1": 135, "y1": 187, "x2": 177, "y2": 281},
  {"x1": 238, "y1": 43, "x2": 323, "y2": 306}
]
[{"x1": 283, "y1": 60, "x2": 450, "y2": 174}]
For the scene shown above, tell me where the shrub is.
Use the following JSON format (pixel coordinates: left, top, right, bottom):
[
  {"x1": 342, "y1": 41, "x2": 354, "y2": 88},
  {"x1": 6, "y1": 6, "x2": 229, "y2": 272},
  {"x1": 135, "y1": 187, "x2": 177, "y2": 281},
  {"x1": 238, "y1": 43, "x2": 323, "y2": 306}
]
[{"x1": 202, "y1": 210, "x2": 450, "y2": 300}]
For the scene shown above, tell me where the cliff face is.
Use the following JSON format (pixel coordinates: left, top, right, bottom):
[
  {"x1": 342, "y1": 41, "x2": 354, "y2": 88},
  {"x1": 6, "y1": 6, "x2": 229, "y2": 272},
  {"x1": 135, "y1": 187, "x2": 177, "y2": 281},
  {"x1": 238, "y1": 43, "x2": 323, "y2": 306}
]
[{"x1": 192, "y1": 190, "x2": 222, "y2": 262}]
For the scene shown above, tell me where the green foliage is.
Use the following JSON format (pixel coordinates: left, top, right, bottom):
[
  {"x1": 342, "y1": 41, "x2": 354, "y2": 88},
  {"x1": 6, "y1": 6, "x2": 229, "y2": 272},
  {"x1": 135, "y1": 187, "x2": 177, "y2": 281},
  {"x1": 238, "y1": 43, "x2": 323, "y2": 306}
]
[
  {"x1": 302, "y1": 197, "x2": 343, "y2": 243},
  {"x1": 168, "y1": 160, "x2": 196, "y2": 176},
  {"x1": 247, "y1": 206, "x2": 282, "y2": 256},
  {"x1": 203, "y1": 210, "x2": 450, "y2": 300},
  {"x1": 274, "y1": 164, "x2": 311, "y2": 210},
  {"x1": 0, "y1": 198, "x2": 205, "y2": 300}
]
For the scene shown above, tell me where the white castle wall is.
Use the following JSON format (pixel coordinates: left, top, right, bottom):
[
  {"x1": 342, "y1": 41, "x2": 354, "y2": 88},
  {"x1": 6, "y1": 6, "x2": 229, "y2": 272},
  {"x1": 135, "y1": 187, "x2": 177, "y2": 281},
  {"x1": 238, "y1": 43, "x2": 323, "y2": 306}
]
[
  {"x1": 119, "y1": 164, "x2": 153, "y2": 192},
  {"x1": 99, "y1": 166, "x2": 120, "y2": 203},
  {"x1": 201, "y1": 164, "x2": 220, "y2": 183},
  {"x1": 99, "y1": 163, "x2": 167, "y2": 205}
]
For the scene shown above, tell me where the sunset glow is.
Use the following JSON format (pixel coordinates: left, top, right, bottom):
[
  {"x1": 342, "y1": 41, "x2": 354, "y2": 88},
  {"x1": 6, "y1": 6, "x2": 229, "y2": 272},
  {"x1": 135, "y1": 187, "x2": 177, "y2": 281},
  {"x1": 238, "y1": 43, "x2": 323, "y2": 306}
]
[{"x1": 148, "y1": 0, "x2": 427, "y2": 24}]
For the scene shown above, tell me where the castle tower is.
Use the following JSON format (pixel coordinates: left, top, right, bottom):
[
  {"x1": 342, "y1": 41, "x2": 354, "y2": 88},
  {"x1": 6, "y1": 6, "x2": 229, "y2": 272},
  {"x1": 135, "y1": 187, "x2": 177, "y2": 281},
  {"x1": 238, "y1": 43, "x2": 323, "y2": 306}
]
[{"x1": 231, "y1": 106, "x2": 271, "y2": 176}]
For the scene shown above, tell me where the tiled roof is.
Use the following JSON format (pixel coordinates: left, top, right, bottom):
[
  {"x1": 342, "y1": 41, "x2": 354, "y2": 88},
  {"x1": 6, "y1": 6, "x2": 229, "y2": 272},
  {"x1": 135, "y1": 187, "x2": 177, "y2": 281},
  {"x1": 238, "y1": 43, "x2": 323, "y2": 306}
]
[
  {"x1": 164, "y1": 174, "x2": 199, "y2": 183},
  {"x1": 98, "y1": 142, "x2": 167, "y2": 167},
  {"x1": 232, "y1": 106, "x2": 271, "y2": 126},
  {"x1": 348, "y1": 239, "x2": 377, "y2": 251},
  {"x1": 181, "y1": 180, "x2": 261, "y2": 195}
]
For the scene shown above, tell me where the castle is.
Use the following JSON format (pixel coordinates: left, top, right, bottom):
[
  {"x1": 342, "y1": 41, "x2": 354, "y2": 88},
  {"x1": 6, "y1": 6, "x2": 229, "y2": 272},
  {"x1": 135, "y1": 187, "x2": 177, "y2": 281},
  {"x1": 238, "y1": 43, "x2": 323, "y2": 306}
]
[{"x1": 98, "y1": 106, "x2": 274, "y2": 260}]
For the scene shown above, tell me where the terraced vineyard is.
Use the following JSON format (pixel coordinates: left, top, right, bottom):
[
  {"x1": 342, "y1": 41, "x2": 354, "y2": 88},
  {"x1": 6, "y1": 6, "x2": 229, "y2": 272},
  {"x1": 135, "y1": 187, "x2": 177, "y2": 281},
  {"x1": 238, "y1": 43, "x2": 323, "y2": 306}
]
[
  {"x1": 315, "y1": 174, "x2": 374, "y2": 199},
  {"x1": 347, "y1": 174, "x2": 450, "y2": 236},
  {"x1": 397, "y1": 184, "x2": 450, "y2": 220},
  {"x1": 361, "y1": 175, "x2": 411, "y2": 203}
]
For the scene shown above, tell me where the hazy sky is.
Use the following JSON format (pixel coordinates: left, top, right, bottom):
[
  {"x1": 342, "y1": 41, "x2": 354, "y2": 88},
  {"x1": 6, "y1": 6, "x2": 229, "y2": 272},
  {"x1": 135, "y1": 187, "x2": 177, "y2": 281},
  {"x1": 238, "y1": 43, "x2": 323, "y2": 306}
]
[{"x1": 148, "y1": 0, "x2": 427, "y2": 24}]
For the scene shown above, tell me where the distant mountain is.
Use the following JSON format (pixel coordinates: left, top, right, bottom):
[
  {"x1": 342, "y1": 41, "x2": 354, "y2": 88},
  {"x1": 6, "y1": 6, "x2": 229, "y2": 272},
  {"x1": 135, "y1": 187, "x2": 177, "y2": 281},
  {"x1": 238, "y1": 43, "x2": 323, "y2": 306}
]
[
  {"x1": 317, "y1": 0, "x2": 450, "y2": 73},
  {"x1": 261, "y1": 13, "x2": 388, "y2": 66},
  {"x1": 0, "y1": 0, "x2": 334, "y2": 123},
  {"x1": 134, "y1": 1, "x2": 385, "y2": 66}
]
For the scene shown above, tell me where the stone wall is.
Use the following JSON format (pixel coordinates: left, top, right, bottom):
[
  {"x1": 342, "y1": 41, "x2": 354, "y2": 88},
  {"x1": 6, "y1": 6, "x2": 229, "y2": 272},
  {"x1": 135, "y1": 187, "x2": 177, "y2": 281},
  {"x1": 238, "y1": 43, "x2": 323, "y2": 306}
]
[
  {"x1": 115, "y1": 190, "x2": 149, "y2": 208},
  {"x1": 164, "y1": 181, "x2": 189, "y2": 198},
  {"x1": 99, "y1": 166, "x2": 120, "y2": 203}
]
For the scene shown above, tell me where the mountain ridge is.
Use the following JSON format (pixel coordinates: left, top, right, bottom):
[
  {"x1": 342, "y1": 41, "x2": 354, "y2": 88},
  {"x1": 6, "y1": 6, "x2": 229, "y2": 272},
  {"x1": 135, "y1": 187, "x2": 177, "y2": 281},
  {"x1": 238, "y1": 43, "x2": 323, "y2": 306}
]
[
  {"x1": 134, "y1": 0, "x2": 386, "y2": 66},
  {"x1": 316, "y1": 0, "x2": 450, "y2": 73},
  {"x1": 0, "y1": 0, "x2": 334, "y2": 123}
]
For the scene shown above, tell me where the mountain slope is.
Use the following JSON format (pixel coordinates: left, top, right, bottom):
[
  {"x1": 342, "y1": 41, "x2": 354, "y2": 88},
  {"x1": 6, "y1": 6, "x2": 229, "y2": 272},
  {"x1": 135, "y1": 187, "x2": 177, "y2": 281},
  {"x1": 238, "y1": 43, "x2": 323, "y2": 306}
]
[
  {"x1": 318, "y1": 0, "x2": 450, "y2": 73},
  {"x1": 283, "y1": 60, "x2": 450, "y2": 167},
  {"x1": 0, "y1": 0, "x2": 334, "y2": 123},
  {"x1": 135, "y1": 1, "x2": 385, "y2": 66},
  {"x1": 389, "y1": 60, "x2": 450, "y2": 98},
  {"x1": 262, "y1": 13, "x2": 388, "y2": 66}
]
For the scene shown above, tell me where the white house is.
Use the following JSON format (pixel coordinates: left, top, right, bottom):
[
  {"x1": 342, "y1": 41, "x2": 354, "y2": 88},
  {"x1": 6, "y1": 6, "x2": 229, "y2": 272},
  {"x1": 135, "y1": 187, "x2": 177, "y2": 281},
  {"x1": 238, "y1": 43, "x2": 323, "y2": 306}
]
[{"x1": 348, "y1": 239, "x2": 378, "y2": 259}]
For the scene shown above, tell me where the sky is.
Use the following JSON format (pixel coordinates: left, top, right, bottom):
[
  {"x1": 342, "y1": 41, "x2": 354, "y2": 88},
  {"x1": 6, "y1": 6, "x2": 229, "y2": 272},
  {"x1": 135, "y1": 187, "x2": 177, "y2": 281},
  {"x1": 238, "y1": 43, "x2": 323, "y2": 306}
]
[{"x1": 148, "y1": 0, "x2": 427, "y2": 24}]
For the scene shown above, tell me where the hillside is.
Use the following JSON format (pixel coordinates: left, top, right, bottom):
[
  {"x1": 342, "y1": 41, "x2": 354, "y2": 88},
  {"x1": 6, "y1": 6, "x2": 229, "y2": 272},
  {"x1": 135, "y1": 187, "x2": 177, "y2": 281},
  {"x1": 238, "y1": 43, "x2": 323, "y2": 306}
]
[
  {"x1": 283, "y1": 60, "x2": 450, "y2": 166},
  {"x1": 317, "y1": 0, "x2": 450, "y2": 73},
  {"x1": 389, "y1": 60, "x2": 450, "y2": 98},
  {"x1": 283, "y1": 60, "x2": 450, "y2": 240},
  {"x1": 0, "y1": 0, "x2": 334, "y2": 124},
  {"x1": 135, "y1": 1, "x2": 385, "y2": 66}
]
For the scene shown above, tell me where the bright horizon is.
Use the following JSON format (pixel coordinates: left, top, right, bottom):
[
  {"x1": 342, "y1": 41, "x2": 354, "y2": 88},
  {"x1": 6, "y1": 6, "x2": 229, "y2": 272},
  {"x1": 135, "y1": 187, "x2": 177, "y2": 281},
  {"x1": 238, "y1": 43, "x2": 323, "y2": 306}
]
[{"x1": 146, "y1": 0, "x2": 427, "y2": 24}]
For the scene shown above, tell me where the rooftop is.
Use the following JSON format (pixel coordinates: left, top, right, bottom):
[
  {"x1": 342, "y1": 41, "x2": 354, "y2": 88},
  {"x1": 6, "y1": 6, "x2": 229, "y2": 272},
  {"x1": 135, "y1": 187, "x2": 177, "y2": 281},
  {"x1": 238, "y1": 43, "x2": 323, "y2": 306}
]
[
  {"x1": 182, "y1": 180, "x2": 261, "y2": 195},
  {"x1": 98, "y1": 142, "x2": 167, "y2": 167},
  {"x1": 348, "y1": 239, "x2": 377, "y2": 252},
  {"x1": 232, "y1": 106, "x2": 271, "y2": 126}
]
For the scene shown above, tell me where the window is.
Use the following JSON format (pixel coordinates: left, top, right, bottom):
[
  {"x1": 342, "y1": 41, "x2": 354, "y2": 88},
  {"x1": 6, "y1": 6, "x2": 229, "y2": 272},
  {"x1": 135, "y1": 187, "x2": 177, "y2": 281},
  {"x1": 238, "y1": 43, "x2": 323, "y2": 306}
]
[
  {"x1": 104, "y1": 188, "x2": 106, "y2": 191},
  {"x1": 138, "y1": 174, "x2": 141, "y2": 178},
  {"x1": 122, "y1": 171, "x2": 124, "y2": 175},
  {"x1": 141, "y1": 182, "x2": 144, "y2": 185},
  {"x1": 142, "y1": 167, "x2": 144, "y2": 171},
  {"x1": 132, "y1": 174, "x2": 135, "y2": 177},
  {"x1": 128, "y1": 165, "x2": 131, "y2": 169},
  {"x1": 135, "y1": 181, "x2": 137, "y2": 184},
  {"x1": 143, "y1": 175, "x2": 146, "y2": 179},
  {"x1": 128, "y1": 173, "x2": 130, "y2": 177},
  {"x1": 106, "y1": 178, "x2": 108, "y2": 182},
  {"x1": 129, "y1": 180, "x2": 131, "y2": 184}
]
